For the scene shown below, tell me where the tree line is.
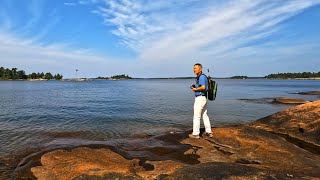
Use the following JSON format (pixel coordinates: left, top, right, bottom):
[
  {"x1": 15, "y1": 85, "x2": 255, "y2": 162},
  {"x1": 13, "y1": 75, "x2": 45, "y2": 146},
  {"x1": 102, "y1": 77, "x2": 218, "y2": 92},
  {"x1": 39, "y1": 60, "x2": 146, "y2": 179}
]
[
  {"x1": 230, "y1": 76, "x2": 248, "y2": 79},
  {"x1": 110, "y1": 74, "x2": 132, "y2": 79},
  {"x1": 265, "y1": 72, "x2": 320, "y2": 79},
  {"x1": 0, "y1": 67, "x2": 63, "y2": 80}
]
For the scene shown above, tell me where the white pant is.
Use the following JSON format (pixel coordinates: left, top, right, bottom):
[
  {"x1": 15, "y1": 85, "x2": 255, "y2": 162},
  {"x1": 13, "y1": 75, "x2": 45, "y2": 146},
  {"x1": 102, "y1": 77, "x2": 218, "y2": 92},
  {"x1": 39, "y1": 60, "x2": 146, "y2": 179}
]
[{"x1": 192, "y1": 96, "x2": 212, "y2": 135}]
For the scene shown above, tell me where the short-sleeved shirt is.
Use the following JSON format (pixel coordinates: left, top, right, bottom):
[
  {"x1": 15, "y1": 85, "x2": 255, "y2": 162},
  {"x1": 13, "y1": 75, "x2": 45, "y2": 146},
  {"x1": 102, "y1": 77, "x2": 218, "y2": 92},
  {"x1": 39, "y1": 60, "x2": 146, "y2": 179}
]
[{"x1": 195, "y1": 74, "x2": 208, "y2": 96}]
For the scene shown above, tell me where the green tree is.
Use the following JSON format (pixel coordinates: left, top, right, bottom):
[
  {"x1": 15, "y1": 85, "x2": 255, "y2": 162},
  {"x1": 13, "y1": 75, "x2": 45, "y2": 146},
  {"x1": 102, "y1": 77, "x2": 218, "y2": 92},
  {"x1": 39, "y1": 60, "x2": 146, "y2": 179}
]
[
  {"x1": 12, "y1": 68, "x2": 18, "y2": 79},
  {"x1": 111, "y1": 74, "x2": 132, "y2": 79},
  {"x1": 265, "y1": 72, "x2": 320, "y2": 79},
  {"x1": 17, "y1": 70, "x2": 27, "y2": 79},
  {"x1": 45, "y1": 72, "x2": 53, "y2": 80},
  {"x1": 231, "y1": 76, "x2": 248, "y2": 79},
  {"x1": 54, "y1": 74, "x2": 63, "y2": 80},
  {"x1": 30, "y1": 72, "x2": 37, "y2": 79},
  {"x1": 0, "y1": 67, "x2": 4, "y2": 78},
  {"x1": 0, "y1": 66, "x2": 63, "y2": 80},
  {"x1": 5, "y1": 68, "x2": 12, "y2": 79},
  {"x1": 40, "y1": 72, "x2": 45, "y2": 79}
]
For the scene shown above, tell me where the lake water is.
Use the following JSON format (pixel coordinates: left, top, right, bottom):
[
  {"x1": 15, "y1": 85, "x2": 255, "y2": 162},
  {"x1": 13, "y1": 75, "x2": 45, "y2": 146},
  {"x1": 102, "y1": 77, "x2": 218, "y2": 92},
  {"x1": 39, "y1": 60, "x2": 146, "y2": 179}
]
[{"x1": 0, "y1": 79, "x2": 319, "y2": 160}]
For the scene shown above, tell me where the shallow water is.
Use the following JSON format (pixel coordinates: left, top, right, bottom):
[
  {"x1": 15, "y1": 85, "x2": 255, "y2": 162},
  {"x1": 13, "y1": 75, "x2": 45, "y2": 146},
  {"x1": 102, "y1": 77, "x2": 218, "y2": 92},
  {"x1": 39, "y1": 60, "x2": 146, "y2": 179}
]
[{"x1": 0, "y1": 79, "x2": 319, "y2": 159}]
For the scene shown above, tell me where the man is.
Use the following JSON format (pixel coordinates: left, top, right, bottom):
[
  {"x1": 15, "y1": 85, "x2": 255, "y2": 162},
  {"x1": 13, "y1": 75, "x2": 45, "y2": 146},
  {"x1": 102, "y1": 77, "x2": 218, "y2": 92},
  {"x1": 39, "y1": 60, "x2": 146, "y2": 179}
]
[{"x1": 189, "y1": 63, "x2": 213, "y2": 139}]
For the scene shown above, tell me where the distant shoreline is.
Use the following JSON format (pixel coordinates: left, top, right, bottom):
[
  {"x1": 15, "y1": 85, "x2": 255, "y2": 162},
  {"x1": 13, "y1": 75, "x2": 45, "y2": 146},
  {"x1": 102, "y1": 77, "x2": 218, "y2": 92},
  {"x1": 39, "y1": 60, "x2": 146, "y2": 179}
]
[
  {"x1": 1, "y1": 77, "x2": 320, "y2": 81},
  {"x1": 0, "y1": 79, "x2": 58, "y2": 81},
  {"x1": 132, "y1": 77, "x2": 320, "y2": 80}
]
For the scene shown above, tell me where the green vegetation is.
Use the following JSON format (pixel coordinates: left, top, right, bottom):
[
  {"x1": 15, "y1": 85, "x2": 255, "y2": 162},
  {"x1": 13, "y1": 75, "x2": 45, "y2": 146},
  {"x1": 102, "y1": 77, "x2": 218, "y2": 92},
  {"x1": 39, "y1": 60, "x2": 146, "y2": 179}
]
[
  {"x1": 0, "y1": 67, "x2": 63, "y2": 80},
  {"x1": 230, "y1": 76, "x2": 248, "y2": 79},
  {"x1": 96, "y1": 76, "x2": 110, "y2": 80},
  {"x1": 265, "y1": 72, "x2": 320, "y2": 79},
  {"x1": 111, "y1": 74, "x2": 132, "y2": 79},
  {"x1": 95, "y1": 74, "x2": 132, "y2": 80}
]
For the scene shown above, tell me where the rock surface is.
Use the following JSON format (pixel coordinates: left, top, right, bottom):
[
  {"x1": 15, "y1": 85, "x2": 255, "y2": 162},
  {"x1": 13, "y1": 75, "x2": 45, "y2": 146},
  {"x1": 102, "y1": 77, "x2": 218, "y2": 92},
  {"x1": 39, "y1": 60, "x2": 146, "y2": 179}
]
[
  {"x1": 272, "y1": 97, "x2": 310, "y2": 104},
  {"x1": 30, "y1": 147, "x2": 185, "y2": 180},
  {"x1": 252, "y1": 100, "x2": 320, "y2": 146},
  {"x1": 165, "y1": 162, "x2": 305, "y2": 180},
  {"x1": 179, "y1": 126, "x2": 320, "y2": 178},
  {"x1": 298, "y1": 91, "x2": 320, "y2": 95},
  {"x1": 16, "y1": 101, "x2": 320, "y2": 179},
  {"x1": 31, "y1": 148, "x2": 139, "y2": 180}
]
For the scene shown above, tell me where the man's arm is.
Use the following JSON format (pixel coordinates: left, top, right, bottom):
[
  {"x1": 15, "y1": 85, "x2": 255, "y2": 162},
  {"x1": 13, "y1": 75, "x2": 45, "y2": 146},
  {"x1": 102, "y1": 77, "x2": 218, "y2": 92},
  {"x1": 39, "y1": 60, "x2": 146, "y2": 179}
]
[
  {"x1": 192, "y1": 75, "x2": 207, "y2": 92},
  {"x1": 192, "y1": 85, "x2": 206, "y2": 92}
]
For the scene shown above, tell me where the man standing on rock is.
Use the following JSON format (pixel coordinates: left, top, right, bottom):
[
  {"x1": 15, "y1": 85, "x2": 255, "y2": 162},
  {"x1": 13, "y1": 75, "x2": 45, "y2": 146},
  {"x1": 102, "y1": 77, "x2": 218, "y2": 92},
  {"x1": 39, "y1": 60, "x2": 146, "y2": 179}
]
[{"x1": 189, "y1": 63, "x2": 213, "y2": 139}]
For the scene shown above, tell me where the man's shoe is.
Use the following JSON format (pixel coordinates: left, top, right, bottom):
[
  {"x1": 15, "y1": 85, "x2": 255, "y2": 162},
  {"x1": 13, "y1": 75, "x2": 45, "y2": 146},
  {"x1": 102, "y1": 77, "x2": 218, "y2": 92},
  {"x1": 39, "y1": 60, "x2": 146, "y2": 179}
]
[
  {"x1": 189, "y1": 134, "x2": 200, "y2": 139},
  {"x1": 206, "y1": 133, "x2": 213, "y2": 138}
]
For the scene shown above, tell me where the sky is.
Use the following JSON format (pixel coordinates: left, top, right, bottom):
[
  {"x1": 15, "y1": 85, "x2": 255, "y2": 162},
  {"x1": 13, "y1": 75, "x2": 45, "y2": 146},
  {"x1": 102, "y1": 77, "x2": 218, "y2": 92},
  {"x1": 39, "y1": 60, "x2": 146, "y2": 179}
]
[{"x1": 0, "y1": 0, "x2": 320, "y2": 78}]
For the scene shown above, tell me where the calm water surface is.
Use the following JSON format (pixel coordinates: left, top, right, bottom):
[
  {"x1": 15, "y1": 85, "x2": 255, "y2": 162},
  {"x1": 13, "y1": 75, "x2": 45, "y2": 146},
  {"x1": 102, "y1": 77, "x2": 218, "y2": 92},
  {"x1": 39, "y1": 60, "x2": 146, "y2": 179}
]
[{"x1": 0, "y1": 79, "x2": 319, "y2": 158}]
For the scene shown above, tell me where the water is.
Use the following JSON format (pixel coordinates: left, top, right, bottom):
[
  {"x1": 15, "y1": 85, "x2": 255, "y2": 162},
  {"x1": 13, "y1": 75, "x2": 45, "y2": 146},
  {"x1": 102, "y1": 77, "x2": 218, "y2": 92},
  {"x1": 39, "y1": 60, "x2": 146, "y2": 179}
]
[{"x1": 0, "y1": 79, "x2": 319, "y2": 159}]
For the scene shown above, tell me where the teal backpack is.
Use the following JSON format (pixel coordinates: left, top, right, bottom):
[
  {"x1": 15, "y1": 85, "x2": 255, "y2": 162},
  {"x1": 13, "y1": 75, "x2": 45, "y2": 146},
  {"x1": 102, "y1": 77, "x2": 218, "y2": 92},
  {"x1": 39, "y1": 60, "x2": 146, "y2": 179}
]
[{"x1": 203, "y1": 74, "x2": 217, "y2": 101}]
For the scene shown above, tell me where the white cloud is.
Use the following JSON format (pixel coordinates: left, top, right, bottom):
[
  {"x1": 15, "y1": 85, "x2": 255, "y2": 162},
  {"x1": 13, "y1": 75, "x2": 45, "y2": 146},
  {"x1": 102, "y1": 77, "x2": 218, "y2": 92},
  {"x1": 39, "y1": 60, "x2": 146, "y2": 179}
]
[
  {"x1": 93, "y1": 0, "x2": 206, "y2": 51},
  {"x1": 64, "y1": 2, "x2": 77, "y2": 6},
  {"x1": 0, "y1": 0, "x2": 138, "y2": 78},
  {"x1": 93, "y1": 0, "x2": 320, "y2": 65},
  {"x1": 78, "y1": 0, "x2": 101, "y2": 5},
  {"x1": 78, "y1": 1, "x2": 89, "y2": 5}
]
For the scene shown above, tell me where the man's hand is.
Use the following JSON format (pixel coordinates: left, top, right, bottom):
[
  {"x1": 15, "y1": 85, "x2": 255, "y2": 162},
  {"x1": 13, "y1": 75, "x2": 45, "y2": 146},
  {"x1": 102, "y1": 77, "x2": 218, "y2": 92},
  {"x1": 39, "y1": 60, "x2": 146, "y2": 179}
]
[{"x1": 192, "y1": 85, "x2": 205, "y2": 92}]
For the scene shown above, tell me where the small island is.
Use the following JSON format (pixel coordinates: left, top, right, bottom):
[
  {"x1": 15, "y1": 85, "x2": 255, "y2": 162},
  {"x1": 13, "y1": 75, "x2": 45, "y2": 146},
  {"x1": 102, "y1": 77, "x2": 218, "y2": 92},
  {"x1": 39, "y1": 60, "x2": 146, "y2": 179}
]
[
  {"x1": 230, "y1": 75, "x2": 248, "y2": 79},
  {"x1": 96, "y1": 74, "x2": 132, "y2": 80},
  {"x1": 0, "y1": 67, "x2": 63, "y2": 80},
  {"x1": 265, "y1": 72, "x2": 320, "y2": 79}
]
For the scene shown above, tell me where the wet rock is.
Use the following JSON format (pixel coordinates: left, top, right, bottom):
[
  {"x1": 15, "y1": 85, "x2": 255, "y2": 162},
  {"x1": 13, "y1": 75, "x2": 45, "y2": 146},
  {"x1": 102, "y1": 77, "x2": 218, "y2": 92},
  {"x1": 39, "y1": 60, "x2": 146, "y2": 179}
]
[
  {"x1": 297, "y1": 91, "x2": 320, "y2": 95},
  {"x1": 272, "y1": 97, "x2": 310, "y2": 104},
  {"x1": 0, "y1": 162, "x2": 11, "y2": 180},
  {"x1": 239, "y1": 97, "x2": 310, "y2": 104},
  {"x1": 237, "y1": 98, "x2": 274, "y2": 104}
]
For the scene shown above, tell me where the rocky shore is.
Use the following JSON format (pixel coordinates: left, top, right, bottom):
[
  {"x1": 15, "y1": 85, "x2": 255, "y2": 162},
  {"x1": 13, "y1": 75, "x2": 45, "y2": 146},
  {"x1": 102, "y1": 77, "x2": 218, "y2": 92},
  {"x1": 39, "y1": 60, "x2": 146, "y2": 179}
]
[{"x1": 12, "y1": 100, "x2": 320, "y2": 179}]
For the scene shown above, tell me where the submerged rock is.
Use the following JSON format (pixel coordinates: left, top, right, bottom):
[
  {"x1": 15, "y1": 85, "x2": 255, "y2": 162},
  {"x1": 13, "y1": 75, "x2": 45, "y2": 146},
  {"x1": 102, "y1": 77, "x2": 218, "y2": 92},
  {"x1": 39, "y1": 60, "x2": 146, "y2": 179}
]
[
  {"x1": 272, "y1": 97, "x2": 310, "y2": 104},
  {"x1": 238, "y1": 97, "x2": 310, "y2": 104},
  {"x1": 237, "y1": 98, "x2": 274, "y2": 104},
  {"x1": 297, "y1": 91, "x2": 320, "y2": 95}
]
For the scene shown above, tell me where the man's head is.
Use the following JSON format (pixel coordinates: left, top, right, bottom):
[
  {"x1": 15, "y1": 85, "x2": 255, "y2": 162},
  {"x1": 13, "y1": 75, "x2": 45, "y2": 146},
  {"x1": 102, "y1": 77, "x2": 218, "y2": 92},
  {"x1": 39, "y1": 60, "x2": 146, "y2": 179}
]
[{"x1": 194, "y1": 63, "x2": 202, "y2": 76}]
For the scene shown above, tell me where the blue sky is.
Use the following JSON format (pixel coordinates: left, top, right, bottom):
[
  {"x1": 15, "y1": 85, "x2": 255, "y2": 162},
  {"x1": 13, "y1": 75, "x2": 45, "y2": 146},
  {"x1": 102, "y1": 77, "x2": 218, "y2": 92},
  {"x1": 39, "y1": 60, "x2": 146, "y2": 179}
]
[{"x1": 0, "y1": 0, "x2": 320, "y2": 78}]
